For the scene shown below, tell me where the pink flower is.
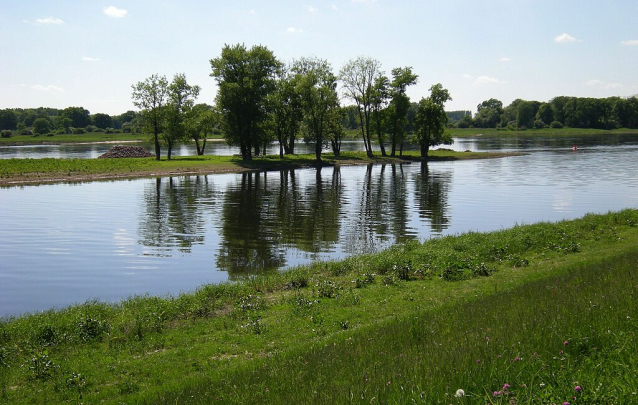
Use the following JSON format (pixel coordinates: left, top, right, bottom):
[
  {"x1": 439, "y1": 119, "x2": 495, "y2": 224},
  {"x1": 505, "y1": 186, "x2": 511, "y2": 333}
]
[
  {"x1": 564, "y1": 341, "x2": 569, "y2": 346},
  {"x1": 562, "y1": 402, "x2": 570, "y2": 405},
  {"x1": 575, "y1": 385, "x2": 582, "y2": 392},
  {"x1": 503, "y1": 383, "x2": 511, "y2": 390},
  {"x1": 493, "y1": 390, "x2": 502, "y2": 396}
]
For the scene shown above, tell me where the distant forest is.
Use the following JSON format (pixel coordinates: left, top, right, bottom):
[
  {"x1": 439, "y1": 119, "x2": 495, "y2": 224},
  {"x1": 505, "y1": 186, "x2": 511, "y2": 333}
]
[{"x1": 2, "y1": 94, "x2": 638, "y2": 136}]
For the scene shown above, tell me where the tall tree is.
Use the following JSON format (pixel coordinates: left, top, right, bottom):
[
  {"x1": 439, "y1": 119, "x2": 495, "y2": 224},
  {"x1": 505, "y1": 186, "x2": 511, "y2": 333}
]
[
  {"x1": 61, "y1": 107, "x2": 91, "y2": 128},
  {"x1": 186, "y1": 103, "x2": 219, "y2": 155},
  {"x1": 91, "y1": 113, "x2": 112, "y2": 129},
  {"x1": 370, "y1": 75, "x2": 390, "y2": 156},
  {"x1": 293, "y1": 57, "x2": 340, "y2": 162},
  {"x1": 210, "y1": 43, "x2": 281, "y2": 160},
  {"x1": 163, "y1": 73, "x2": 201, "y2": 160},
  {"x1": 339, "y1": 56, "x2": 383, "y2": 157},
  {"x1": 473, "y1": 98, "x2": 503, "y2": 128},
  {"x1": 0, "y1": 109, "x2": 18, "y2": 130},
  {"x1": 269, "y1": 65, "x2": 304, "y2": 158},
  {"x1": 414, "y1": 84, "x2": 453, "y2": 157},
  {"x1": 131, "y1": 74, "x2": 169, "y2": 160},
  {"x1": 387, "y1": 67, "x2": 418, "y2": 156}
]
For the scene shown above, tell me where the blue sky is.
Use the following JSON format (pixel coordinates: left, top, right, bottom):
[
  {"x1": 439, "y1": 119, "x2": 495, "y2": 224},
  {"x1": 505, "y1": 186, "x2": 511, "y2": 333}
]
[{"x1": 2, "y1": 0, "x2": 637, "y2": 115}]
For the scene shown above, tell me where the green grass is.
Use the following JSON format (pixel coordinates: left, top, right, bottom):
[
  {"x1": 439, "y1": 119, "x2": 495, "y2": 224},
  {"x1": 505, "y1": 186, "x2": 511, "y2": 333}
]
[
  {"x1": 0, "y1": 132, "x2": 146, "y2": 144},
  {"x1": 0, "y1": 150, "x2": 516, "y2": 184},
  {"x1": 450, "y1": 127, "x2": 638, "y2": 137},
  {"x1": 1, "y1": 210, "x2": 637, "y2": 403}
]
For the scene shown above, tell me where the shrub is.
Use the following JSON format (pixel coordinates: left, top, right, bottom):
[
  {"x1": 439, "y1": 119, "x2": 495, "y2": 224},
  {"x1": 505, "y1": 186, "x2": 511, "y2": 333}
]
[
  {"x1": 71, "y1": 127, "x2": 85, "y2": 135},
  {"x1": 55, "y1": 128, "x2": 66, "y2": 135},
  {"x1": 85, "y1": 125, "x2": 97, "y2": 133},
  {"x1": 549, "y1": 121, "x2": 564, "y2": 129},
  {"x1": 0, "y1": 130, "x2": 11, "y2": 138},
  {"x1": 533, "y1": 119, "x2": 546, "y2": 129}
]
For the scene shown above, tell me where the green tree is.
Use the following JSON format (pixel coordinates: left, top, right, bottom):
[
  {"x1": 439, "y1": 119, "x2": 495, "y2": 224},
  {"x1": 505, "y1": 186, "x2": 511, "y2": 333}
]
[
  {"x1": 294, "y1": 57, "x2": 340, "y2": 162},
  {"x1": 370, "y1": 75, "x2": 390, "y2": 156},
  {"x1": 0, "y1": 109, "x2": 18, "y2": 130},
  {"x1": 32, "y1": 117, "x2": 51, "y2": 135},
  {"x1": 414, "y1": 84, "x2": 452, "y2": 157},
  {"x1": 473, "y1": 98, "x2": 503, "y2": 128},
  {"x1": 387, "y1": 67, "x2": 418, "y2": 156},
  {"x1": 536, "y1": 103, "x2": 555, "y2": 126},
  {"x1": 269, "y1": 65, "x2": 304, "y2": 157},
  {"x1": 340, "y1": 56, "x2": 383, "y2": 158},
  {"x1": 210, "y1": 43, "x2": 282, "y2": 160},
  {"x1": 60, "y1": 107, "x2": 91, "y2": 128},
  {"x1": 131, "y1": 74, "x2": 170, "y2": 160},
  {"x1": 163, "y1": 73, "x2": 201, "y2": 160},
  {"x1": 185, "y1": 103, "x2": 219, "y2": 155},
  {"x1": 91, "y1": 113, "x2": 113, "y2": 130}
]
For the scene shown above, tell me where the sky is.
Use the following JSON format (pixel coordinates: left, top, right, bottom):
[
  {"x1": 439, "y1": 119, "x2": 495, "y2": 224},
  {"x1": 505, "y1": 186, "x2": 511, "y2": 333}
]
[{"x1": 2, "y1": 0, "x2": 638, "y2": 116}]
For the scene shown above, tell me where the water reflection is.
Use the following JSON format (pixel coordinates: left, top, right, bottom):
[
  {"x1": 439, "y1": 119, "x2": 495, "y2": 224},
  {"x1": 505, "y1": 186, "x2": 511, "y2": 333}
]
[
  {"x1": 138, "y1": 176, "x2": 216, "y2": 254},
  {"x1": 413, "y1": 163, "x2": 452, "y2": 233}
]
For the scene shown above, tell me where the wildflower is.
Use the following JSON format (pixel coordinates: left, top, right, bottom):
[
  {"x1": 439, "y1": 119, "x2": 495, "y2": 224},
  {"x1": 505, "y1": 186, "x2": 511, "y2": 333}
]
[
  {"x1": 564, "y1": 340, "x2": 569, "y2": 346},
  {"x1": 575, "y1": 385, "x2": 582, "y2": 393},
  {"x1": 503, "y1": 383, "x2": 511, "y2": 390},
  {"x1": 493, "y1": 390, "x2": 503, "y2": 396},
  {"x1": 562, "y1": 402, "x2": 570, "y2": 405},
  {"x1": 455, "y1": 389, "x2": 465, "y2": 397},
  {"x1": 476, "y1": 359, "x2": 481, "y2": 364},
  {"x1": 540, "y1": 383, "x2": 546, "y2": 388}
]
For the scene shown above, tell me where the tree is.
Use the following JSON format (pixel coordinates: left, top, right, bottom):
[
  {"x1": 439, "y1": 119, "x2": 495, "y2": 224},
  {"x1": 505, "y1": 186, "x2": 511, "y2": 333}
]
[
  {"x1": 92, "y1": 113, "x2": 113, "y2": 130},
  {"x1": 370, "y1": 75, "x2": 390, "y2": 156},
  {"x1": 185, "y1": 104, "x2": 219, "y2": 155},
  {"x1": 131, "y1": 74, "x2": 169, "y2": 160},
  {"x1": 32, "y1": 117, "x2": 51, "y2": 135},
  {"x1": 210, "y1": 43, "x2": 282, "y2": 160},
  {"x1": 387, "y1": 67, "x2": 418, "y2": 156},
  {"x1": 0, "y1": 109, "x2": 18, "y2": 130},
  {"x1": 340, "y1": 56, "x2": 383, "y2": 157},
  {"x1": 473, "y1": 98, "x2": 503, "y2": 128},
  {"x1": 163, "y1": 73, "x2": 201, "y2": 160},
  {"x1": 536, "y1": 103, "x2": 555, "y2": 126},
  {"x1": 414, "y1": 84, "x2": 453, "y2": 157},
  {"x1": 269, "y1": 65, "x2": 304, "y2": 157},
  {"x1": 293, "y1": 57, "x2": 340, "y2": 162},
  {"x1": 60, "y1": 107, "x2": 91, "y2": 128}
]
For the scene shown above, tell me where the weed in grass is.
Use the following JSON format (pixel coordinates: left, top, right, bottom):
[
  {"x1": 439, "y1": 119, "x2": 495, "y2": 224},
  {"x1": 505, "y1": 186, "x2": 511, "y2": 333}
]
[
  {"x1": 27, "y1": 349, "x2": 58, "y2": 381},
  {"x1": 315, "y1": 280, "x2": 340, "y2": 298},
  {"x1": 76, "y1": 316, "x2": 109, "y2": 342},
  {"x1": 242, "y1": 317, "x2": 264, "y2": 335},
  {"x1": 65, "y1": 372, "x2": 86, "y2": 399}
]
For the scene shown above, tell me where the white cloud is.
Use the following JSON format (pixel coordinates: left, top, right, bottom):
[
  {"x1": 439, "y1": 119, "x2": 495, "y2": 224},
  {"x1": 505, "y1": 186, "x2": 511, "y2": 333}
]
[
  {"x1": 332, "y1": 4, "x2": 338, "y2": 10},
  {"x1": 554, "y1": 33, "x2": 578, "y2": 43},
  {"x1": 31, "y1": 85, "x2": 64, "y2": 92},
  {"x1": 82, "y1": 56, "x2": 100, "y2": 62},
  {"x1": 250, "y1": 9, "x2": 256, "y2": 14},
  {"x1": 35, "y1": 17, "x2": 64, "y2": 25},
  {"x1": 474, "y1": 76, "x2": 505, "y2": 85},
  {"x1": 500, "y1": 57, "x2": 512, "y2": 62},
  {"x1": 308, "y1": 6, "x2": 317, "y2": 13},
  {"x1": 620, "y1": 40, "x2": 638, "y2": 46},
  {"x1": 287, "y1": 27, "x2": 303, "y2": 33},
  {"x1": 103, "y1": 6, "x2": 129, "y2": 18},
  {"x1": 585, "y1": 79, "x2": 621, "y2": 89}
]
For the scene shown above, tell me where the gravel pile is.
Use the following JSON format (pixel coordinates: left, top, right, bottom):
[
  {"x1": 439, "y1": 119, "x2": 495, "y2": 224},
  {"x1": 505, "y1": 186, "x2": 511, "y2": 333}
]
[{"x1": 98, "y1": 146, "x2": 154, "y2": 159}]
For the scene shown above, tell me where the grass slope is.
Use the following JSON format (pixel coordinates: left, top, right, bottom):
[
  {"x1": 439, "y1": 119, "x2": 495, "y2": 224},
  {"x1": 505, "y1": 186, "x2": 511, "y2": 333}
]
[
  {"x1": 0, "y1": 150, "x2": 518, "y2": 186},
  {"x1": 0, "y1": 210, "x2": 637, "y2": 403}
]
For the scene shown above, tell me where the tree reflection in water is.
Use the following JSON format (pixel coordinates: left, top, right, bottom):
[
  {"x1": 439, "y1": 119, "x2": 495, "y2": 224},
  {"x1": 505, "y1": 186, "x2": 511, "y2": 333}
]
[
  {"x1": 137, "y1": 162, "x2": 451, "y2": 279},
  {"x1": 138, "y1": 176, "x2": 216, "y2": 254}
]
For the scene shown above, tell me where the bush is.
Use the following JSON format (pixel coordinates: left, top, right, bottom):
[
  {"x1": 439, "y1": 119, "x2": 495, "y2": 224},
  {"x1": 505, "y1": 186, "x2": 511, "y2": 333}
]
[
  {"x1": 533, "y1": 119, "x2": 546, "y2": 129},
  {"x1": 20, "y1": 129, "x2": 33, "y2": 135},
  {"x1": 85, "y1": 125, "x2": 97, "y2": 133},
  {"x1": 105, "y1": 128, "x2": 113, "y2": 134},
  {"x1": 549, "y1": 121, "x2": 564, "y2": 129},
  {"x1": 1, "y1": 130, "x2": 12, "y2": 138},
  {"x1": 55, "y1": 128, "x2": 66, "y2": 135},
  {"x1": 71, "y1": 127, "x2": 85, "y2": 135}
]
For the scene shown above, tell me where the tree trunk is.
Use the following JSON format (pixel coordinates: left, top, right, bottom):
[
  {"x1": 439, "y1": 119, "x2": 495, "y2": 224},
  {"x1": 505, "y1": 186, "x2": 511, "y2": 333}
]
[{"x1": 153, "y1": 132, "x2": 161, "y2": 160}]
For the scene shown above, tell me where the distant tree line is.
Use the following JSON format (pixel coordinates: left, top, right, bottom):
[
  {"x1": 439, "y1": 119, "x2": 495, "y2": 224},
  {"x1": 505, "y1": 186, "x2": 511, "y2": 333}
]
[
  {"x1": 0, "y1": 107, "x2": 142, "y2": 136},
  {"x1": 459, "y1": 96, "x2": 638, "y2": 130}
]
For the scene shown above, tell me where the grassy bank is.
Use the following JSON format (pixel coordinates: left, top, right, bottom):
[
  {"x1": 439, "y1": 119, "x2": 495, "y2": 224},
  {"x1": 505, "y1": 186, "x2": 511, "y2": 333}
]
[
  {"x1": 450, "y1": 127, "x2": 638, "y2": 137},
  {"x1": 0, "y1": 210, "x2": 637, "y2": 403},
  {"x1": 0, "y1": 150, "x2": 519, "y2": 186},
  {"x1": 0, "y1": 132, "x2": 146, "y2": 145}
]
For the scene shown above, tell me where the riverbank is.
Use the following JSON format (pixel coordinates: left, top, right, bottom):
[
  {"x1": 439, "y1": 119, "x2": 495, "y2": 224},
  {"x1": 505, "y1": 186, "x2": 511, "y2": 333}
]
[
  {"x1": 450, "y1": 127, "x2": 638, "y2": 137},
  {"x1": 0, "y1": 150, "x2": 521, "y2": 186},
  {"x1": 1, "y1": 210, "x2": 637, "y2": 403}
]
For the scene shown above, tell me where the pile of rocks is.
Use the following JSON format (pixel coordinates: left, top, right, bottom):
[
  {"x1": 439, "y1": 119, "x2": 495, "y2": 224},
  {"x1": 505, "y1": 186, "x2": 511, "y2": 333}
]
[{"x1": 98, "y1": 146, "x2": 154, "y2": 159}]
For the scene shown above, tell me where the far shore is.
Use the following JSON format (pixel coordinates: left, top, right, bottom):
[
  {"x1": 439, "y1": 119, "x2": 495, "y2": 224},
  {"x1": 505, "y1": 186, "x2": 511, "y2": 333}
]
[{"x1": 0, "y1": 150, "x2": 523, "y2": 186}]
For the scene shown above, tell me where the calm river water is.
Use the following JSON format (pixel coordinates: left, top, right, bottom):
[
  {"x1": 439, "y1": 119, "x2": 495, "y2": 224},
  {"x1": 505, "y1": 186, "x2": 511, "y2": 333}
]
[{"x1": 1, "y1": 134, "x2": 637, "y2": 317}]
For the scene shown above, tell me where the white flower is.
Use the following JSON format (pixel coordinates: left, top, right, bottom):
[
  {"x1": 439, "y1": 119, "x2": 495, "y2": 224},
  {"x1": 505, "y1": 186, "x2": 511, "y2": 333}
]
[{"x1": 455, "y1": 389, "x2": 465, "y2": 397}]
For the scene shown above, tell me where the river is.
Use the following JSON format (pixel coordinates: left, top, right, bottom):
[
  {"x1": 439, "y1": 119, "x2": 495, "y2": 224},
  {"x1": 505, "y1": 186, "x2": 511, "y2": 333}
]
[{"x1": 1, "y1": 134, "x2": 637, "y2": 317}]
